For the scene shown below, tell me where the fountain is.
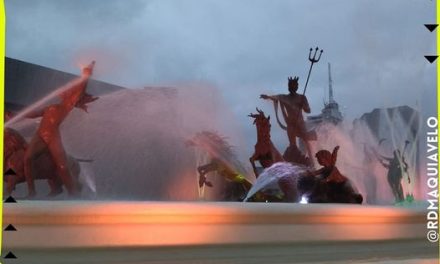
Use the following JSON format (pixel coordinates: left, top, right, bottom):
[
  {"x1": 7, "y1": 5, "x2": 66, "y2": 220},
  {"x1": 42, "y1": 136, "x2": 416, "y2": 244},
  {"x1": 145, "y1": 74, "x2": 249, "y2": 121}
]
[{"x1": 2, "y1": 59, "x2": 435, "y2": 264}]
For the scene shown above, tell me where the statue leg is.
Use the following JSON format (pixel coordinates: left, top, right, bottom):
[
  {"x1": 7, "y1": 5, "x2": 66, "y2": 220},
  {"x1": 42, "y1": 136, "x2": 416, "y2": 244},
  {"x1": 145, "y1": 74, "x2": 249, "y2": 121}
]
[
  {"x1": 286, "y1": 125, "x2": 297, "y2": 147},
  {"x1": 249, "y1": 153, "x2": 258, "y2": 178},
  {"x1": 396, "y1": 181, "x2": 404, "y2": 202},
  {"x1": 47, "y1": 177, "x2": 63, "y2": 197},
  {"x1": 5, "y1": 175, "x2": 17, "y2": 196},
  {"x1": 5, "y1": 150, "x2": 25, "y2": 196},
  {"x1": 47, "y1": 136, "x2": 79, "y2": 196},
  {"x1": 302, "y1": 139, "x2": 315, "y2": 167},
  {"x1": 197, "y1": 163, "x2": 217, "y2": 187},
  {"x1": 387, "y1": 175, "x2": 398, "y2": 202},
  {"x1": 24, "y1": 136, "x2": 47, "y2": 197},
  {"x1": 392, "y1": 184, "x2": 400, "y2": 202}
]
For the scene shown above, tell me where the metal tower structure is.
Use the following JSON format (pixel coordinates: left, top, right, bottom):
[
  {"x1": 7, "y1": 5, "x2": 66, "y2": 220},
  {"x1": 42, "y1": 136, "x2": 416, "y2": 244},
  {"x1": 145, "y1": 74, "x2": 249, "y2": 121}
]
[{"x1": 306, "y1": 63, "x2": 343, "y2": 126}]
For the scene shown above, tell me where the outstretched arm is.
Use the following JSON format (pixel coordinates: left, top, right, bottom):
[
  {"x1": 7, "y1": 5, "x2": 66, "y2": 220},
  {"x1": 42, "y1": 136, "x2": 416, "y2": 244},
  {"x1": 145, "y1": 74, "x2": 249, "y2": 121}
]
[
  {"x1": 378, "y1": 159, "x2": 389, "y2": 169},
  {"x1": 302, "y1": 95, "x2": 311, "y2": 113},
  {"x1": 59, "y1": 61, "x2": 95, "y2": 112},
  {"x1": 401, "y1": 156, "x2": 409, "y2": 171},
  {"x1": 260, "y1": 94, "x2": 278, "y2": 101},
  {"x1": 331, "y1": 146, "x2": 340, "y2": 165},
  {"x1": 401, "y1": 156, "x2": 410, "y2": 183},
  {"x1": 305, "y1": 167, "x2": 325, "y2": 177}
]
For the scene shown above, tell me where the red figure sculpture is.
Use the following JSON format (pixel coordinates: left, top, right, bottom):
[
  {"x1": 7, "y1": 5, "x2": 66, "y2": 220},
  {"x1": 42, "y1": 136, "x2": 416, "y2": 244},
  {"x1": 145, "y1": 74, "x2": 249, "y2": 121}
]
[
  {"x1": 23, "y1": 61, "x2": 98, "y2": 198},
  {"x1": 4, "y1": 111, "x2": 83, "y2": 197},
  {"x1": 307, "y1": 146, "x2": 347, "y2": 183},
  {"x1": 260, "y1": 77, "x2": 314, "y2": 146},
  {"x1": 248, "y1": 108, "x2": 283, "y2": 178},
  {"x1": 260, "y1": 76, "x2": 316, "y2": 165}
]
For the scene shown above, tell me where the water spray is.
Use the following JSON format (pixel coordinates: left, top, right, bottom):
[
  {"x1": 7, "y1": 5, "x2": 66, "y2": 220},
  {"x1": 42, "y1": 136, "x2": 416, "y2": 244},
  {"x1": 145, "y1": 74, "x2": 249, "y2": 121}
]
[{"x1": 5, "y1": 61, "x2": 96, "y2": 127}]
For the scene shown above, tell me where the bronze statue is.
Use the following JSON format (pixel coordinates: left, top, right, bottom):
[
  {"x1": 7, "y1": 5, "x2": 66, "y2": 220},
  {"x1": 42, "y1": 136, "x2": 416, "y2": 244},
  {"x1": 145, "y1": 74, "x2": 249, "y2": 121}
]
[
  {"x1": 260, "y1": 77, "x2": 311, "y2": 146},
  {"x1": 260, "y1": 48, "x2": 322, "y2": 165},
  {"x1": 260, "y1": 76, "x2": 315, "y2": 165},
  {"x1": 378, "y1": 150, "x2": 407, "y2": 203}
]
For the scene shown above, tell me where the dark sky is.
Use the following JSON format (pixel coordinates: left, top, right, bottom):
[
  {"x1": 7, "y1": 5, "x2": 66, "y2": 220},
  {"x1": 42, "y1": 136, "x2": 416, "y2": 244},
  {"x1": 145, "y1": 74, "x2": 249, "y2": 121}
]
[{"x1": 5, "y1": 0, "x2": 437, "y2": 149}]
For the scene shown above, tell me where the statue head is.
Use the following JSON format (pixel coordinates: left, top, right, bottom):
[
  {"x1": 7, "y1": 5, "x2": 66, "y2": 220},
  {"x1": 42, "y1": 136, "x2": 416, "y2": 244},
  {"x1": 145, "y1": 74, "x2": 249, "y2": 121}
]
[
  {"x1": 315, "y1": 150, "x2": 332, "y2": 166},
  {"x1": 288, "y1": 76, "x2": 299, "y2": 94},
  {"x1": 315, "y1": 146, "x2": 339, "y2": 167},
  {"x1": 248, "y1": 108, "x2": 271, "y2": 137}
]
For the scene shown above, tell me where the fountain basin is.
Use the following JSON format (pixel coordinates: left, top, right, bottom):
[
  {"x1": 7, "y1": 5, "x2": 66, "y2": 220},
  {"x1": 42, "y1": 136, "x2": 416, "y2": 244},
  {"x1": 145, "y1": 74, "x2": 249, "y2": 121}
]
[{"x1": 2, "y1": 201, "x2": 437, "y2": 263}]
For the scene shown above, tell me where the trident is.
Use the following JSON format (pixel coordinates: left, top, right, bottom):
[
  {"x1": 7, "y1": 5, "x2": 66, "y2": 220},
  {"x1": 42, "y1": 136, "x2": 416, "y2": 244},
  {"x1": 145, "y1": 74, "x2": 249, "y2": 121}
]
[
  {"x1": 302, "y1": 47, "x2": 323, "y2": 96},
  {"x1": 288, "y1": 47, "x2": 322, "y2": 166}
]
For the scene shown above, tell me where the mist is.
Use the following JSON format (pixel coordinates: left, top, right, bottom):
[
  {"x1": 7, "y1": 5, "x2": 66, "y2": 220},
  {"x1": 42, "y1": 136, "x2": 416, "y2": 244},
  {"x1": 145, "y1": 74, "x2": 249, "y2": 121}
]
[{"x1": 4, "y1": 1, "x2": 436, "y2": 202}]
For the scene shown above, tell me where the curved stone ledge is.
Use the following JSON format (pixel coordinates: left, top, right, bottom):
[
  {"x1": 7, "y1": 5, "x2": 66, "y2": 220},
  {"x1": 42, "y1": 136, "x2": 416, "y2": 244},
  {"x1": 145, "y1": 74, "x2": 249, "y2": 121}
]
[
  {"x1": 3, "y1": 201, "x2": 429, "y2": 248},
  {"x1": 2, "y1": 201, "x2": 438, "y2": 263}
]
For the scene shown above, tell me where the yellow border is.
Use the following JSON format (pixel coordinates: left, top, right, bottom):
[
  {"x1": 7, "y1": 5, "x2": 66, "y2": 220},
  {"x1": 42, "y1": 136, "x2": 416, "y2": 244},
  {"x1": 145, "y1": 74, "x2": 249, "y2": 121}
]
[
  {"x1": 437, "y1": 0, "x2": 440, "y2": 257},
  {"x1": 435, "y1": 0, "x2": 440, "y2": 258},
  {"x1": 0, "y1": 0, "x2": 5, "y2": 261},
  {"x1": 0, "y1": 1, "x2": 435, "y2": 262}
]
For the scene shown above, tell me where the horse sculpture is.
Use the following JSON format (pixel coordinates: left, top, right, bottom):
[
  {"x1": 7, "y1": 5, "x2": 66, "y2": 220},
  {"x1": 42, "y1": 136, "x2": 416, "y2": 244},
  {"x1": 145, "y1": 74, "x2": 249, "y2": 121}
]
[
  {"x1": 186, "y1": 131, "x2": 253, "y2": 201},
  {"x1": 249, "y1": 108, "x2": 283, "y2": 178}
]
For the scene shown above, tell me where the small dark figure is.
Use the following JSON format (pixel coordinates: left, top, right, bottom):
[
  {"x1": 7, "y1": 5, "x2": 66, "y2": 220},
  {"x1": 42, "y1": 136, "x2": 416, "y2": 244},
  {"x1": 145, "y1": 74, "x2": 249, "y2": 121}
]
[
  {"x1": 307, "y1": 146, "x2": 346, "y2": 183},
  {"x1": 378, "y1": 150, "x2": 406, "y2": 203},
  {"x1": 248, "y1": 108, "x2": 283, "y2": 178},
  {"x1": 298, "y1": 146, "x2": 363, "y2": 204}
]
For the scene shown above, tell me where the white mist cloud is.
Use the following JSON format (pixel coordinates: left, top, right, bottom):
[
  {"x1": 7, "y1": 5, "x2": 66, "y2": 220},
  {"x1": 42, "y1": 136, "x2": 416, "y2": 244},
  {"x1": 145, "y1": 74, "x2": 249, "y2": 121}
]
[{"x1": 5, "y1": 0, "x2": 436, "y2": 156}]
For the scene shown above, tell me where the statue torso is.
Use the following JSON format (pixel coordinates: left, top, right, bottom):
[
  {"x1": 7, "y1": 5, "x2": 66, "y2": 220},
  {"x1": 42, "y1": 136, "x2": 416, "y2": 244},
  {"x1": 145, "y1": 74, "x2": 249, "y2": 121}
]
[
  {"x1": 277, "y1": 93, "x2": 305, "y2": 121},
  {"x1": 38, "y1": 104, "x2": 69, "y2": 143}
]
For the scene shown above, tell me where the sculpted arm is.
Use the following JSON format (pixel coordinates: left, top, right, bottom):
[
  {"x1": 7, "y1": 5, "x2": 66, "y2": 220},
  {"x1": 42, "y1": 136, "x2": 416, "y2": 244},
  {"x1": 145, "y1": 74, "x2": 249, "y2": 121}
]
[
  {"x1": 302, "y1": 95, "x2": 311, "y2": 113},
  {"x1": 59, "y1": 61, "x2": 95, "y2": 112},
  {"x1": 260, "y1": 94, "x2": 279, "y2": 102}
]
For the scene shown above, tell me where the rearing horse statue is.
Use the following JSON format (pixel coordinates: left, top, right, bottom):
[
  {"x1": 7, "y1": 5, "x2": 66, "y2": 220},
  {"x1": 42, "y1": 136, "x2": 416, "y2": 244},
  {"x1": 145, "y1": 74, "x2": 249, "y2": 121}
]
[{"x1": 249, "y1": 108, "x2": 283, "y2": 178}]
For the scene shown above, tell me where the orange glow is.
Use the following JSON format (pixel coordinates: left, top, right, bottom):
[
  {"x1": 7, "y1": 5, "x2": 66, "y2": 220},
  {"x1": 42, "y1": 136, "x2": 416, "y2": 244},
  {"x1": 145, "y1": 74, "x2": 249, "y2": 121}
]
[
  {"x1": 164, "y1": 170, "x2": 199, "y2": 201},
  {"x1": 4, "y1": 202, "x2": 426, "y2": 248}
]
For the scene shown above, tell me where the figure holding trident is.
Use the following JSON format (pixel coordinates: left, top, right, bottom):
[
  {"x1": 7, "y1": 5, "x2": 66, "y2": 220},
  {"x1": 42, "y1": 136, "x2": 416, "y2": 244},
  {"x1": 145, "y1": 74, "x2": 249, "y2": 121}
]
[
  {"x1": 260, "y1": 47, "x2": 323, "y2": 165},
  {"x1": 23, "y1": 61, "x2": 98, "y2": 198}
]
